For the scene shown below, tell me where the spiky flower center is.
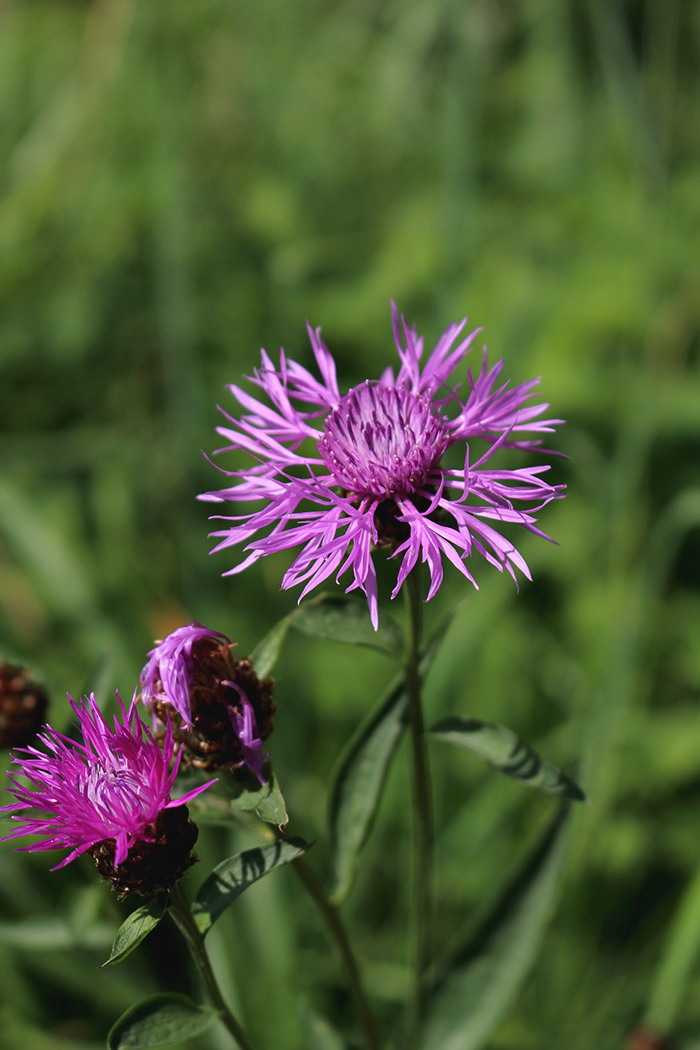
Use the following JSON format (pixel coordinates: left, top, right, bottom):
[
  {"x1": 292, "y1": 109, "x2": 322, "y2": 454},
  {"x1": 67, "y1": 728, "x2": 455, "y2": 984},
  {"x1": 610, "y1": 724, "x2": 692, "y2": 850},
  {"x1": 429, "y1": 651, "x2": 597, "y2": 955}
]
[
  {"x1": 79, "y1": 761, "x2": 147, "y2": 814},
  {"x1": 318, "y1": 382, "x2": 449, "y2": 499}
]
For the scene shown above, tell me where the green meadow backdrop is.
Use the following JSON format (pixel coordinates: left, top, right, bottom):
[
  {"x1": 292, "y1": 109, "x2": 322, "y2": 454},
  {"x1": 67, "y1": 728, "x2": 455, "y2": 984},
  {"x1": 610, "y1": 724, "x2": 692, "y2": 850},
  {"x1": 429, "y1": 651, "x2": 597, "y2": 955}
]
[{"x1": 1, "y1": 1, "x2": 700, "y2": 1048}]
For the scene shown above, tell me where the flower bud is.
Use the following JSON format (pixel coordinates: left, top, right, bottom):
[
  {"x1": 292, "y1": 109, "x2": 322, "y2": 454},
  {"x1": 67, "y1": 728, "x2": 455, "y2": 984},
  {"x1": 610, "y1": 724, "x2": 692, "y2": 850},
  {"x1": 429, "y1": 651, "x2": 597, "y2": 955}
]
[
  {"x1": 0, "y1": 662, "x2": 48, "y2": 750},
  {"x1": 140, "y1": 623, "x2": 276, "y2": 782}
]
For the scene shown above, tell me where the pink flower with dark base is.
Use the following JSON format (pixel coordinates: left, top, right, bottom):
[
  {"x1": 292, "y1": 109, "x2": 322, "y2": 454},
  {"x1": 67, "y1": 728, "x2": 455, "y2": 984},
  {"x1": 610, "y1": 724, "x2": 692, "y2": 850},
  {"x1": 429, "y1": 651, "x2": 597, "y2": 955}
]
[
  {"x1": 200, "y1": 303, "x2": 565, "y2": 627},
  {"x1": 1, "y1": 694, "x2": 213, "y2": 894}
]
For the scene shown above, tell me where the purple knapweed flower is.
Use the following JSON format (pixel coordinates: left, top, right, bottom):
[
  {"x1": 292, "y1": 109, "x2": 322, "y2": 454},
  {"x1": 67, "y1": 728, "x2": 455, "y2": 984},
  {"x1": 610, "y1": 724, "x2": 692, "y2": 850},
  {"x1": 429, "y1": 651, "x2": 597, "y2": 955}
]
[
  {"x1": 140, "y1": 623, "x2": 274, "y2": 784},
  {"x1": 140, "y1": 622, "x2": 230, "y2": 729},
  {"x1": 1, "y1": 693, "x2": 214, "y2": 894},
  {"x1": 200, "y1": 303, "x2": 565, "y2": 628}
]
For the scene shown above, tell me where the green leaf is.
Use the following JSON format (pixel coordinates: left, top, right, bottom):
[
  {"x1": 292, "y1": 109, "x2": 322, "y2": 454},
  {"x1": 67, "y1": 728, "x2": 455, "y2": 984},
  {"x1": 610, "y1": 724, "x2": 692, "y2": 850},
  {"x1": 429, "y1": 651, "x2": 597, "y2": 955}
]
[
  {"x1": 186, "y1": 793, "x2": 254, "y2": 829},
  {"x1": 192, "y1": 838, "x2": 310, "y2": 937},
  {"x1": 186, "y1": 768, "x2": 288, "y2": 827},
  {"x1": 251, "y1": 615, "x2": 291, "y2": 679},
  {"x1": 428, "y1": 717, "x2": 587, "y2": 802},
  {"x1": 328, "y1": 616, "x2": 454, "y2": 905},
  {"x1": 329, "y1": 676, "x2": 408, "y2": 905},
  {"x1": 107, "y1": 993, "x2": 218, "y2": 1049},
  {"x1": 290, "y1": 593, "x2": 404, "y2": 658},
  {"x1": 421, "y1": 809, "x2": 571, "y2": 1050},
  {"x1": 226, "y1": 768, "x2": 289, "y2": 825},
  {"x1": 101, "y1": 898, "x2": 167, "y2": 967}
]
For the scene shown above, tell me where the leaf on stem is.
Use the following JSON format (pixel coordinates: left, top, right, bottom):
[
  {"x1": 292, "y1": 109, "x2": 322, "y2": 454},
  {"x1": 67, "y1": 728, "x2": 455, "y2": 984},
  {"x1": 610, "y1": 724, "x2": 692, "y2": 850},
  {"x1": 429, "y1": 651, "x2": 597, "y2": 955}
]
[
  {"x1": 328, "y1": 676, "x2": 408, "y2": 906},
  {"x1": 290, "y1": 593, "x2": 404, "y2": 659},
  {"x1": 192, "y1": 838, "x2": 311, "y2": 937},
  {"x1": 428, "y1": 717, "x2": 587, "y2": 802},
  {"x1": 421, "y1": 807, "x2": 571, "y2": 1050},
  {"x1": 107, "y1": 993, "x2": 219, "y2": 1049},
  {"x1": 228, "y1": 769, "x2": 289, "y2": 825},
  {"x1": 327, "y1": 615, "x2": 455, "y2": 906},
  {"x1": 186, "y1": 793, "x2": 256, "y2": 829},
  {"x1": 101, "y1": 897, "x2": 167, "y2": 967},
  {"x1": 251, "y1": 616, "x2": 291, "y2": 679}
]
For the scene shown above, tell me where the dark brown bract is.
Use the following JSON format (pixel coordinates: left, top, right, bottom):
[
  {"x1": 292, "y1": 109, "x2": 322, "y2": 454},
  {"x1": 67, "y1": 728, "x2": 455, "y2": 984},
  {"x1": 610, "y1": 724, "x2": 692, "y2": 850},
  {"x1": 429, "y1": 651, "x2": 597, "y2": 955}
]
[
  {"x1": 151, "y1": 641, "x2": 275, "y2": 772},
  {"x1": 91, "y1": 805, "x2": 199, "y2": 897}
]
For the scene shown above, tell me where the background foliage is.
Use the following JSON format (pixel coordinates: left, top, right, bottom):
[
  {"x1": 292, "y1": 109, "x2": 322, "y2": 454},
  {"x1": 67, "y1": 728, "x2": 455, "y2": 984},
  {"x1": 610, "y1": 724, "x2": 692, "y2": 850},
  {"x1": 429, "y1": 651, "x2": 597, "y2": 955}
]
[{"x1": 1, "y1": 0, "x2": 700, "y2": 1047}]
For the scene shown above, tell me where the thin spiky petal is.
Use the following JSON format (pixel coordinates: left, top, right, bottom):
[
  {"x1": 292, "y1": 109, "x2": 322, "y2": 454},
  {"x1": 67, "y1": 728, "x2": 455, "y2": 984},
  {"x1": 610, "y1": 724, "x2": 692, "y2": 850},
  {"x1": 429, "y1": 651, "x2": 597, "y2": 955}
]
[{"x1": 199, "y1": 304, "x2": 565, "y2": 625}]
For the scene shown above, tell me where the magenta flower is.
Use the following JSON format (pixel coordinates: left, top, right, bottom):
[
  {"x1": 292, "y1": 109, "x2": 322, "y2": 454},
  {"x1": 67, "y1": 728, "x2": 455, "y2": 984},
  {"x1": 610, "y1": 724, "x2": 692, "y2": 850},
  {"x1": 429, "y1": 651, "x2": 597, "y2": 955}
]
[
  {"x1": 140, "y1": 623, "x2": 273, "y2": 783},
  {"x1": 1, "y1": 693, "x2": 213, "y2": 892},
  {"x1": 200, "y1": 303, "x2": 565, "y2": 628},
  {"x1": 140, "y1": 622, "x2": 230, "y2": 728}
]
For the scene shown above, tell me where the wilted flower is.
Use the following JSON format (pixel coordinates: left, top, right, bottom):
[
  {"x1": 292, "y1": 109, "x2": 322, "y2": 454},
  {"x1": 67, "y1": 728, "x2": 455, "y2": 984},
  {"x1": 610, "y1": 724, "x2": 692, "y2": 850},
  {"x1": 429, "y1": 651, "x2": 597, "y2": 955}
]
[
  {"x1": 1, "y1": 693, "x2": 213, "y2": 896},
  {"x1": 200, "y1": 303, "x2": 565, "y2": 627},
  {"x1": 140, "y1": 623, "x2": 275, "y2": 783},
  {"x1": 0, "y1": 662, "x2": 49, "y2": 750}
]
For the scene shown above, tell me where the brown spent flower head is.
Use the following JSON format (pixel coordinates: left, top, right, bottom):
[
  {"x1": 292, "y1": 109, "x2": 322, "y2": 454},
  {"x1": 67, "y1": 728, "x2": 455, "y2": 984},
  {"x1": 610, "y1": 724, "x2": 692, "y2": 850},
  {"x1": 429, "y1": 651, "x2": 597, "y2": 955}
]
[
  {"x1": 142, "y1": 626, "x2": 276, "y2": 776},
  {"x1": 91, "y1": 805, "x2": 199, "y2": 898},
  {"x1": 0, "y1": 662, "x2": 49, "y2": 750}
]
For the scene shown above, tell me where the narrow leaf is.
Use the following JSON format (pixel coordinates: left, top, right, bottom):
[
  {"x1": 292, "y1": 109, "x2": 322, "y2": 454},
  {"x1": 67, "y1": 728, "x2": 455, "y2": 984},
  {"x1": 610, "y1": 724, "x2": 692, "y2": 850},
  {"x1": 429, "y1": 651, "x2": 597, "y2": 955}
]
[
  {"x1": 192, "y1": 838, "x2": 310, "y2": 937},
  {"x1": 429, "y1": 717, "x2": 587, "y2": 802},
  {"x1": 328, "y1": 618, "x2": 453, "y2": 905},
  {"x1": 290, "y1": 593, "x2": 404, "y2": 658},
  {"x1": 329, "y1": 678, "x2": 409, "y2": 905},
  {"x1": 107, "y1": 993, "x2": 218, "y2": 1049},
  {"x1": 421, "y1": 809, "x2": 571, "y2": 1050},
  {"x1": 251, "y1": 616, "x2": 290, "y2": 679},
  {"x1": 102, "y1": 898, "x2": 166, "y2": 967}
]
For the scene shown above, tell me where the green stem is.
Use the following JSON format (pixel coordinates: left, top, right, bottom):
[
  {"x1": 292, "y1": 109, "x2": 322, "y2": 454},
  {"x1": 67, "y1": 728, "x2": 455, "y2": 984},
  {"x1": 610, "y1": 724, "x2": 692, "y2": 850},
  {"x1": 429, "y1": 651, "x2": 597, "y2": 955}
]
[
  {"x1": 291, "y1": 855, "x2": 382, "y2": 1050},
  {"x1": 404, "y1": 565, "x2": 433, "y2": 1042},
  {"x1": 168, "y1": 881, "x2": 256, "y2": 1050}
]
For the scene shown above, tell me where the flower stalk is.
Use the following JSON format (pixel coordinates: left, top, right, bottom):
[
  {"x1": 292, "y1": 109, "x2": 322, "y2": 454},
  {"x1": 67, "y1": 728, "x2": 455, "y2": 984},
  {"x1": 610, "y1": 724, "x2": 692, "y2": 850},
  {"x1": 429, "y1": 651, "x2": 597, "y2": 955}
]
[
  {"x1": 168, "y1": 880, "x2": 256, "y2": 1050},
  {"x1": 290, "y1": 854, "x2": 382, "y2": 1050},
  {"x1": 404, "y1": 565, "x2": 433, "y2": 1041}
]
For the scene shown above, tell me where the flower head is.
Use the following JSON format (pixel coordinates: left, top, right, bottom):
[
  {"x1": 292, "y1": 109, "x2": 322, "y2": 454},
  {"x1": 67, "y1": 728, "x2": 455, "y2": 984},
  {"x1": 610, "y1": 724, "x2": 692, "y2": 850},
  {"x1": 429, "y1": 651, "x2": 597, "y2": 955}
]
[
  {"x1": 140, "y1": 623, "x2": 275, "y2": 783},
  {"x1": 200, "y1": 303, "x2": 565, "y2": 627},
  {"x1": 0, "y1": 662, "x2": 49, "y2": 750},
  {"x1": 1, "y1": 693, "x2": 213, "y2": 895}
]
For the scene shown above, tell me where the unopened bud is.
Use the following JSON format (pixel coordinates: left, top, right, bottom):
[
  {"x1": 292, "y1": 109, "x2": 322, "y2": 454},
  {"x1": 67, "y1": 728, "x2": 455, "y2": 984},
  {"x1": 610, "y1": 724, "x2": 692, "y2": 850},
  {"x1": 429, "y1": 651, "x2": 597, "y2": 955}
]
[{"x1": 140, "y1": 624, "x2": 276, "y2": 781}]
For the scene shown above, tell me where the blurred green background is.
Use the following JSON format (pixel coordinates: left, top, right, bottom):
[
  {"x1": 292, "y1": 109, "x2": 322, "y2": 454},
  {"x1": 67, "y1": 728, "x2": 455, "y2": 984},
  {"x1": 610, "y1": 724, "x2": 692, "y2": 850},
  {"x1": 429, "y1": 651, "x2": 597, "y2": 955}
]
[{"x1": 1, "y1": 0, "x2": 700, "y2": 1047}]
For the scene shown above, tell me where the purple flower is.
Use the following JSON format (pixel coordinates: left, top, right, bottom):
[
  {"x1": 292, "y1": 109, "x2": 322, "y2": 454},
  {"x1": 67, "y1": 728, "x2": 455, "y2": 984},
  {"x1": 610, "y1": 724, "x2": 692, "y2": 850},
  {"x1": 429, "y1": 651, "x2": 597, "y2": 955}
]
[
  {"x1": 140, "y1": 622, "x2": 230, "y2": 728},
  {"x1": 140, "y1": 623, "x2": 274, "y2": 784},
  {"x1": 200, "y1": 303, "x2": 565, "y2": 628},
  {"x1": 1, "y1": 694, "x2": 213, "y2": 892}
]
